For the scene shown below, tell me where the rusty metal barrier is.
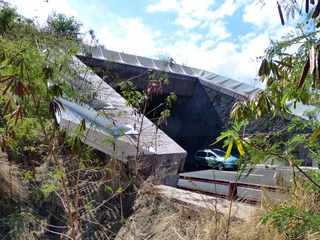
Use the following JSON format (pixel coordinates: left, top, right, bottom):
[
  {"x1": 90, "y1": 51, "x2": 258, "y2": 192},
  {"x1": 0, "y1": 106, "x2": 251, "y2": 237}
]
[{"x1": 179, "y1": 175, "x2": 285, "y2": 204}]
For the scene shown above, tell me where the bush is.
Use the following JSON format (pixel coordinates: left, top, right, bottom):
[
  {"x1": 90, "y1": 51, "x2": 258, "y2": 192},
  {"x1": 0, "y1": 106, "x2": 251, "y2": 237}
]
[
  {"x1": 0, "y1": 5, "x2": 16, "y2": 34},
  {"x1": 47, "y1": 13, "x2": 81, "y2": 39}
]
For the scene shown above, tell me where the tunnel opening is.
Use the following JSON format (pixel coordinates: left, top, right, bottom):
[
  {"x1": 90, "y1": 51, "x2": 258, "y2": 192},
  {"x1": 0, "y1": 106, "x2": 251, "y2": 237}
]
[
  {"x1": 112, "y1": 81, "x2": 227, "y2": 171},
  {"x1": 81, "y1": 58, "x2": 232, "y2": 172}
]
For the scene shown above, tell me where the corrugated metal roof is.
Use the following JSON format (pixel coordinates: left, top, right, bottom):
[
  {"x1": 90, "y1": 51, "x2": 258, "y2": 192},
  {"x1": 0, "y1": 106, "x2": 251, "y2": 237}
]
[
  {"x1": 79, "y1": 46, "x2": 319, "y2": 120},
  {"x1": 56, "y1": 97, "x2": 138, "y2": 137},
  {"x1": 79, "y1": 45, "x2": 259, "y2": 98}
]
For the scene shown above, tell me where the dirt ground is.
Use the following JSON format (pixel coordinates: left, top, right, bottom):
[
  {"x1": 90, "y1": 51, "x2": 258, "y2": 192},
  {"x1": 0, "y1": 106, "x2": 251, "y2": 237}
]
[{"x1": 115, "y1": 184, "x2": 281, "y2": 240}]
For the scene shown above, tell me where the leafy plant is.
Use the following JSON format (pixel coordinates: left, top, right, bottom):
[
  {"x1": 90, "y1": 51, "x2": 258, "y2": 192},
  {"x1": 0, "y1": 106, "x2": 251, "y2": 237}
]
[
  {"x1": 214, "y1": 120, "x2": 248, "y2": 159},
  {"x1": 261, "y1": 205, "x2": 320, "y2": 239},
  {"x1": 217, "y1": 2, "x2": 320, "y2": 239},
  {"x1": 0, "y1": 4, "x2": 16, "y2": 34},
  {"x1": 47, "y1": 13, "x2": 81, "y2": 40}
]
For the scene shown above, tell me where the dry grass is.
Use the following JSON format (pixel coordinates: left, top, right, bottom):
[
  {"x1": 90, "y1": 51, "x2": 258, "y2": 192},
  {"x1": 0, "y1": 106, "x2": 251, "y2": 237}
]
[
  {"x1": 0, "y1": 151, "x2": 27, "y2": 201},
  {"x1": 173, "y1": 186, "x2": 320, "y2": 240},
  {"x1": 116, "y1": 182, "x2": 320, "y2": 240},
  {"x1": 116, "y1": 184, "x2": 281, "y2": 240},
  {"x1": 165, "y1": 205, "x2": 282, "y2": 240}
]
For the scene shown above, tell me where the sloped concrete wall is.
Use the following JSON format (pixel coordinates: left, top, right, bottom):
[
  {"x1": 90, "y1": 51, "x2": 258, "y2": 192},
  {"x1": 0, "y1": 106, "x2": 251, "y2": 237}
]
[{"x1": 67, "y1": 57, "x2": 187, "y2": 179}]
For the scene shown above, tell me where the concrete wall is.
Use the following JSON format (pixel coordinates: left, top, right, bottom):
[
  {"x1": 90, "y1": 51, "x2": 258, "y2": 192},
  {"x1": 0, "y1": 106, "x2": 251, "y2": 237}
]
[
  {"x1": 158, "y1": 83, "x2": 236, "y2": 170},
  {"x1": 162, "y1": 83, "x2": 224, "y2": 167}
]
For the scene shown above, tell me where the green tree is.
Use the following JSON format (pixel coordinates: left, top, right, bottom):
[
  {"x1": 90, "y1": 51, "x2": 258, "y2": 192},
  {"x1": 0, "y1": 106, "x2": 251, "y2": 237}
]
[
  {"x1": 0, "y1": 4, "x2": 16, "y2": 34},
  {"x1": 0, "y1": 3, "x2": 177, "y2": 238},
  {"x1": 216, "y1": 1, "x2": 320, "y2": 238},
  {"x1": 47, "y1": 13, "x2": 81, "y2": 40}
]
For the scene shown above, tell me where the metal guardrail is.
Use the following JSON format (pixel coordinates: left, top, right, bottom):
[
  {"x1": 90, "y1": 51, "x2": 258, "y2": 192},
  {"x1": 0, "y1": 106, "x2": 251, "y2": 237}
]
[{"x1": 179, "y1": 175, "x2": 285, "y2": 204}]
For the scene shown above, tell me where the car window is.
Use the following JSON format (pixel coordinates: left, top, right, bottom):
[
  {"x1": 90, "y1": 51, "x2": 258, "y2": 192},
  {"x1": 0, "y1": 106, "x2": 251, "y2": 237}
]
[
  {"x1": 213, "y1": 149, "x2": 226, "y2": 156},
  {"x1": 196, "y1": 151, "x2": 207, "y2": 157},
  {"x1": 207, "y1": 152, "x2": 215, "y2": 157}
]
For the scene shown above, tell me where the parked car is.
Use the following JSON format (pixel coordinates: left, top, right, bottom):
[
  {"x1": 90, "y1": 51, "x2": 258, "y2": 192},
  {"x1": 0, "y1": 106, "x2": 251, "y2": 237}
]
[{"x1": 194, "y1": 148, "x2": 238, "y2": 170}]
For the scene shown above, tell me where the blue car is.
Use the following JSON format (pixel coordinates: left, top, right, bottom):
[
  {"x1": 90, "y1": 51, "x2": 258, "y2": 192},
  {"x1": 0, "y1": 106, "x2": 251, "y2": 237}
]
[{"x1": 194, "y1": 148, "x2": 238, "y2": 170}]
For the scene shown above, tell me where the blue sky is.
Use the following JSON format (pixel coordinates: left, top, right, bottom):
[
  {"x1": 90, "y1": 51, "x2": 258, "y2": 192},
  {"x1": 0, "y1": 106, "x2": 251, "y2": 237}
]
[{"x1": 8, "y1": 0, "x2": 295, "y2": 85}]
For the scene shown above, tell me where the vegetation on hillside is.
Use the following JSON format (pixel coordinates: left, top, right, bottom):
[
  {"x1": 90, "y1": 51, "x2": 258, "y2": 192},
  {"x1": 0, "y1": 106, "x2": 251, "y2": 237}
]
[
  {"x1": 215, "y1": 1, "x2": 320, "y2": 239},
  {"x1": 0, "y1": 2, "x2": 177, "y2": 239},
  {"x1": 1, "y1": 0, "x2": 320, "y2": 240},
  {"x1": 0, "y1": 2, "x2": 94, "y2": 239}
]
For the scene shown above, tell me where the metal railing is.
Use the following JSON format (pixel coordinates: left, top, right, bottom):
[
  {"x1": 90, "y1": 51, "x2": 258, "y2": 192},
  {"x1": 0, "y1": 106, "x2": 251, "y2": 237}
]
[{"x1": 179, "y1": 175, "x2": 285, "y2": 204}]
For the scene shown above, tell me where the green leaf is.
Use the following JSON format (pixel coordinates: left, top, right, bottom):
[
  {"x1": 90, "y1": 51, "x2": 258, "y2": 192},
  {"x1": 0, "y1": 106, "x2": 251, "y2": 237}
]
[
  {"x1": 236, "y1": 138, "x2": 245, "y2": 156},
  {"x1": 41, "y1": 183, "x2": 56, "y2": 197},
  {"x1": 53, "y1": 168, "x2": 63, "y2": 180},
  {"x1": 225, "y1": 141, "x2": 233, "y2": 159},
  {"x1": 105, "y1": 185, "x2": 113, "y2": 193},
  {"x1": 310, "y1": 128, "x2": 320, "y2": 143},
  {"x1": 116, "y1": 186, "x2": 124, "y2": 193}
]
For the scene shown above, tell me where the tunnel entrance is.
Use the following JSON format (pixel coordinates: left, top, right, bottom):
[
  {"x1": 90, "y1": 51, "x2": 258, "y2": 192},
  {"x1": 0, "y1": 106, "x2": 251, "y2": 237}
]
[
  {"x1": 135, "y1": 84, "x2": 227, "y2": 172},
  {"x1": 85, "y1": 61, "x2": 231, "y2": 172},
  {"x1": 112, "y1": 83, "x2": 226, "y2": 171}
]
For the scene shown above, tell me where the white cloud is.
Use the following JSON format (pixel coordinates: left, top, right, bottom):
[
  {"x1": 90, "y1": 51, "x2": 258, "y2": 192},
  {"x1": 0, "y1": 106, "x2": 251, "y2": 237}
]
[
  {"x1": 145, "y1": 0, "x2": 270, "y2": 82},
  {"x1": 148, "y1": 5, "x2": 292, "y2": 85},
  {"x1": 147, "y1": 0, "x2": 216, "y2": 29},
  {"x1": 211, "y1": 0, "x2": 243, "y2": 19},
  {"x1": 243, "y1": 0, "x2": 279, "y2": 29},
  {"x1": 207, "y1": 20, "x2": 231, "y2": 43},
  {"x1": 7, "y1": 0, "x2": 77, "y2": 25},
  {"x1": 147, "y1": 0, "x2": 253, "y2": 45},
  {"x1": 96, "y1": 17, "x2": 162, "y2": 57},
  {"x1": 160, "y1": 33, "x2": 269, "y2": 84},
  {"x1": 7, "y1": 0, "x2": 296, "y2": 85},
  {"x1": 146, "y1": 0, "x2": 178, "y2": 12},
  {"x1": 147, "y1": 0, "x2": 250, "y2": 30}
]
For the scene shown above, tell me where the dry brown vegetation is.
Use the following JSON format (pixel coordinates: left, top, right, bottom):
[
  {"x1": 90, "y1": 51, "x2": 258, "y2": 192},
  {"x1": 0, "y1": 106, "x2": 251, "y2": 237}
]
[
  {"x1": 116, "y1": 183, "x2": 320, "y2": 240},
  {"x1": 0, "y1": 151, "x2": 27, "y2": 201}
]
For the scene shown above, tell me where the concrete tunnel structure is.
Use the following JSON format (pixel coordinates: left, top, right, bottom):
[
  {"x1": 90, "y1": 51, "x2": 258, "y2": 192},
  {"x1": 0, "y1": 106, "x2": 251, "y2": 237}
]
[
  {"x1": 58, "y1": 56, "x2": 187, "y2": 182},
  {"x1": 76, "y1": 45, "x2": 262, "y2": 170},
  {"x1": 58, "y1": 45, "x2": 318, "y2": 177}
]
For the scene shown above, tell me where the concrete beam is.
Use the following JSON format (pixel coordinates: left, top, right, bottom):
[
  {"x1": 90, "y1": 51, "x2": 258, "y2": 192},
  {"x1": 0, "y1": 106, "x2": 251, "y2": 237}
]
[{"x1": 59, "y1": 57, "x2": 187, "y2": 179}]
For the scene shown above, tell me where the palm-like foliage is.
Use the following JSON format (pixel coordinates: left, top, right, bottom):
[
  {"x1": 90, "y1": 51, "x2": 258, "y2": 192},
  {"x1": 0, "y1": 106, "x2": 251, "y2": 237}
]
[{"x1": 214, "y1": 121, "x2": 247, "y2": 159}]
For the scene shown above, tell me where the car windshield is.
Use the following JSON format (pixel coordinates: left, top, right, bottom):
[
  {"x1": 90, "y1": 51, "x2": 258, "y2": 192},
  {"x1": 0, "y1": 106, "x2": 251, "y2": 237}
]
[
  {"x1": 212, "y1": 149, "x2": 226, "y2": 156},
  {"x1": 196, "y1": 151, "x2": 206, "y2": 157}
]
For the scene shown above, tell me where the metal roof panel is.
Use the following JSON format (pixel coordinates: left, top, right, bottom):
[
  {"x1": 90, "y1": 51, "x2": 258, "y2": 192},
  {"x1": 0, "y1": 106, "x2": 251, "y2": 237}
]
[
  {"x1": 102, "y1": 49, "x2": 122, "y2": 62},
  {"x1": 120, "y1": 52, "x2": 139, "y2": 65}
]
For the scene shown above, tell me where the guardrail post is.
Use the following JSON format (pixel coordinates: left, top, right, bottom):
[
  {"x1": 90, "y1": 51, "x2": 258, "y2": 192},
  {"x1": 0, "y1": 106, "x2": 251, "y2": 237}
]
[{"x1": 228, "y1": 182, "x2": 237, "y2": 200}]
